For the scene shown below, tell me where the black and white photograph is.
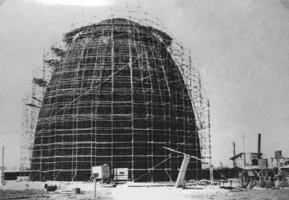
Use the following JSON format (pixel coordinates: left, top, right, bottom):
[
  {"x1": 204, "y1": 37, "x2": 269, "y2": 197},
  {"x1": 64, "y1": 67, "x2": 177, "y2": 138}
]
[{"x1": 0, "y1": 0, "x2": 289, "y2": 199}]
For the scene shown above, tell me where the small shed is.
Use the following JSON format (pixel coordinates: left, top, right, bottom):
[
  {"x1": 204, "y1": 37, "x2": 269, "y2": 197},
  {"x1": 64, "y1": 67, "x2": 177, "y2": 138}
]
[{"x1": 230, "y1": 152, "x2": 262, "y2": 168}]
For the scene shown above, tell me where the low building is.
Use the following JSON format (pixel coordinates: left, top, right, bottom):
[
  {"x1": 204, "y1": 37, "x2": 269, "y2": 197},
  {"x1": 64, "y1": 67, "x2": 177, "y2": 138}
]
[
  {"x1": 229, "y1": 152, "x2": 262, "y2": 168},
  {"x1": 268, "y1": 157, "x2": 289, "y2": 168}
]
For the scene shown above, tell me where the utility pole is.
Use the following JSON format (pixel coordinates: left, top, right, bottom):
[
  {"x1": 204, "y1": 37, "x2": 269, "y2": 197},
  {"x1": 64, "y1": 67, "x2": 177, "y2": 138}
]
[
  {"x1": 242, "y1": 135, "x2": 245, "y2": 153},
  {"x1": 242, "y1": 135, "x2": 246, "y2": 166},
  {"x1": 233, "y1": 142, "x2": 236, "y2": 157},
  {"x1": 1, "y1": 146, "x2": 4, "y2": 185},
  {"x1": 233, "y1": 142, "x2": 236, "y2": 168},
  {"x1": 1, "y1": 146, "x2": 4, "y2": 200}
]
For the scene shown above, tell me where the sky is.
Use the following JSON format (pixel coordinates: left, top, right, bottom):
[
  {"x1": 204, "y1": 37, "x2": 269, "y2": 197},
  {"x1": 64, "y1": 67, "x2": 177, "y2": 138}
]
[{"x1": 0, "y1": 0, "x2": 289, "y2": 169}]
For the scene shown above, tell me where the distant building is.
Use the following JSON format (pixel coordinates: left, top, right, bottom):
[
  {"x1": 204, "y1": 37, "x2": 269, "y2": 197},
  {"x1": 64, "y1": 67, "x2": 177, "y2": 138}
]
[
  {"x1": 230, "y1": 152, "x2": 262, "y2": 168},
  {"x1": 268, "y1": 150, "x2": 289, "y2": 168}
]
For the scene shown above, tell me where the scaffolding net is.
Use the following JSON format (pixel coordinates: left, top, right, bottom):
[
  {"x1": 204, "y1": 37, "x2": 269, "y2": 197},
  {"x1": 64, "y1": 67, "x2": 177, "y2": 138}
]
[
  {"x1": 20, "y1": 17, "x2": 211, "y2": 182},
  {"x1": 20, "y1": 67, "x2": 48, "y2": 175}
]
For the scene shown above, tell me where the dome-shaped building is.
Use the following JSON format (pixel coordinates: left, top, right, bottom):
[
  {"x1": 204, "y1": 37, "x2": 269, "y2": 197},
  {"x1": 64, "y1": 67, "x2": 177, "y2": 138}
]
[{"x1": 30, "y1": 18, "x2": 201, "y2": 182}]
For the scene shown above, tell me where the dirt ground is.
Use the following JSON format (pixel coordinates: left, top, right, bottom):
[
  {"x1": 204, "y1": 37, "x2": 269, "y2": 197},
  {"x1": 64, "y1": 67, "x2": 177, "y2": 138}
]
[{"x1": 1, "y1": 181, "x2": 289, "y2": 200}]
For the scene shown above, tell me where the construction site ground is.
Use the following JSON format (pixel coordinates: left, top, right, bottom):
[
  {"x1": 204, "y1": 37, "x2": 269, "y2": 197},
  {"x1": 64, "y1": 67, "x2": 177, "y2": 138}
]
[{"x1": 1, "y1": 181, "x2": 289, "y2": 200}]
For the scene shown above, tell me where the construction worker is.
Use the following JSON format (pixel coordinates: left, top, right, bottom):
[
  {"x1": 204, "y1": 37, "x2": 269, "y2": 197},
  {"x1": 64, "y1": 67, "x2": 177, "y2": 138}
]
[
  {"x1": 257, "y1": 176, "x2": 266, "y2": 188},
  {"x1": 238, "y1": 170, "x2": 247, "y2": 188},
  {"x1": 246, "y1": 170, "x2": 256, "y2": 189}
]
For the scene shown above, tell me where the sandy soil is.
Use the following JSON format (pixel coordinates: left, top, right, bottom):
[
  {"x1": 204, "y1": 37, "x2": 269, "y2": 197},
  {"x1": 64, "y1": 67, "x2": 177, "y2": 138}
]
[{"x1": 1, "y1": 181, "x2": 289, "y2": 200}]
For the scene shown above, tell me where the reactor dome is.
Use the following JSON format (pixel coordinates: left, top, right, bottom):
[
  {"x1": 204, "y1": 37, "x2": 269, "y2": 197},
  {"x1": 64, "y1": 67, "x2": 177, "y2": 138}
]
[{"x1": 30, "y1": 18, "x2": 201, "y2": 182}]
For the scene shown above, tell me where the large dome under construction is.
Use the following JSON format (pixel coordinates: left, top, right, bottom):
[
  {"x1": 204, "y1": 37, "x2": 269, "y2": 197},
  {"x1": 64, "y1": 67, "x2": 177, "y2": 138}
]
[{"x1": 30, "y1": 18, "x2": 202, "y2": 182}]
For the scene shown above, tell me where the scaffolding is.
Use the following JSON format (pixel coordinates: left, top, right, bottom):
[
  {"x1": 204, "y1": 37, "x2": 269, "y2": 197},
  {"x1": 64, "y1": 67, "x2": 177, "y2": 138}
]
[
  {"x1": 135, "y1": 14, "x2": 212, "y2": 169},
  {"x1": 106, "y1": 12, "x2": 212, "y2": 169},
  {"x1": 167, "y1": 39, "x2": 211, "y2": 170},
  {"x1": 21, "y1": 16, "x2": 211, "y2": 182},
  {"x1": 20, "y1": 55, "x2": 51, "y2": 176}
]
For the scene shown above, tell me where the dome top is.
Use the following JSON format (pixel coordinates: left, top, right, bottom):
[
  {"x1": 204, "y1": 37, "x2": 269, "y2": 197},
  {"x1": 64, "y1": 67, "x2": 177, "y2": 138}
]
[
  {"x1": 97, "y1": 18, "x2": 141, "y2": 26},
  {"x1": 64, "y1": 17, "x2": 172, "y2": 46}
]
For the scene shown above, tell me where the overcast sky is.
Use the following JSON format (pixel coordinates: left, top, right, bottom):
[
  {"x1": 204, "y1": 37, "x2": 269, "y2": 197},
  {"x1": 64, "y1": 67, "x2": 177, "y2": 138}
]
[{"x1": 0, "y1": 0, "x2": 289, "y2": 169}]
